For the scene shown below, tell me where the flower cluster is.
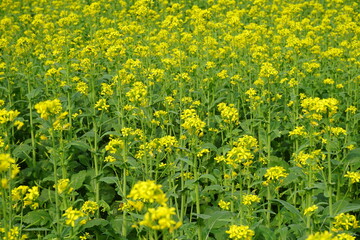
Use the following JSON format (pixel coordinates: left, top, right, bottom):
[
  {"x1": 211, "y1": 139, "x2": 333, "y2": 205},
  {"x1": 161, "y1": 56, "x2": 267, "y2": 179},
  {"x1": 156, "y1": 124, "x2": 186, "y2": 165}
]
[
  {"x1": 0, "y1": 108, "x2": 20, "y2": 124},
  {"x1": 304, "y1": 205, "x2": 318, "y2": 216},
  {"x1": 263, "y1": 166, "x2": 288, "y2": 186},
  {"x1": 127, "y1": 180, "x2": 167, "y2": 206},
  {"x1": 217, "y1": 102, "x2": 239, "y2": 124},
  {"x1": 12, "y1": 186, "x2": 40, "y2": 209},
  {"x1": 136, "y1": 135, "x2": 178, "y2": 158},
  {"x1": 126, "y1": 180, "x2": 181, "y2": 232},
  {"x1": 63, "y1": 207, "x2": 86, "y2": 227},
  {"x1": 226, "y1": 224, "x2": 255, "y2": 240},
  {"x1": 215, "y1": 135, "x2": 258, "y2": 167},
  {"x1": 180, "y1": 109, "x2": 206, "y2": 136},
  {"x1": 34, "y1": 99, "x2": 62, "y2": 120},
  {"x1": 306, "y1": 231, "x2": 355, "y2": 240},
  {"x1": 54, "y1": 179, "x2": 74, "y2": 194},
  {"x1": 242, "y1": 194, "x2": 261, "y2": 206},
  {"x1": 139, "y1": 205, "x2": 182, "y2": 232},
  {"x1": 218, "y1": 200, "x2": 231, "y2": 210},
  {"x1": 344, "y1": 171, "x2": 360, "y2": 184},
  {"x1": 332, "y1": 213, "x2": 359, "y2": 232}
]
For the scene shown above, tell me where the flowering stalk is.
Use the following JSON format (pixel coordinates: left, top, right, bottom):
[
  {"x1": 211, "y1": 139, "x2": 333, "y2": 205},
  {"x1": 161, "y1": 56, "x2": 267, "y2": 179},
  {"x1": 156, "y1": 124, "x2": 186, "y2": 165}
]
[
  {"x1": 193, "y1": 154, "x2": 202, "y2": 240},
  {"x1": 27, "y1": 78, "x2": 37, "y2": 167},
  {"x1": 49, "y1": 129, "x2": 61, "y2": 236}
]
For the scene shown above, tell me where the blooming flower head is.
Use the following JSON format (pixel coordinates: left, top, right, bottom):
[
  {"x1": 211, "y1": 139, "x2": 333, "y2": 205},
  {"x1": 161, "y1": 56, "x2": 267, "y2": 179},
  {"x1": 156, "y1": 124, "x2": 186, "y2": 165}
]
[
  {"x1": 127, "y1": 180, "x2": 167, "y2": 205},
  {"x1": 180, "y1": 109, "x2": 206, "y2": 136},
  {"x1": 105, "y1": 136, "x2": 125, "y2": 154},
  {"x1": 226, "y1": 224, "x2": 254, "y2": 240},
  {"x1": 139, "y1": 205, "x2": 182, "y2": 232},
  {"x1": 11, "y1": 185, "x2": 29, "y2": 201},
  {"x1": 263, "y1": 166, "x2": 288, "y2": 185},
  {"x1": 289, "y1": 126, "x2": 307, "y2": 137},
  {"x1": 242, "y1": 194, "x2": 261, "y2": 205},
  {"x1": 3, "y1": 226, "x2": 28, "y2": 240},
  {"x1": 63, "y1": 207, "x2": 86, "y2": 227},
  {"x1": 34, "y1": 99, "x2": 62, "y2": 120},
  {"x1": 306, "y1": 231, "x2": 333, "y2": 240},
  {"x1": 218, "y1": 200, "x2": 231, "y2": 210},
  {"x1": 0, "y1": 108, "x2": 20, "y2": 124},
  {"x1": 94, "y1": 98, "x2": 110, "y2": 111},
  {"x1": 344, "y1": 171, "x2": 360, "y2": 184},
  {"x1": 333, "y1": 233, "x2": 356, "y2": 240},
  {"x1": 0, "y1": 153, "x2": 15, "y2": 172},
  {"x1": 217, "y1": 102, "x2": 239, "y2": 124},
  {"x1": 54, "y1": 179, "x2": 73, "y2": 194},
  {"x1": 81, "y1": 201, "x2": 99, "y2": 215},
  {"x1": 332, "y1": 213, "x2": 359, "y2": 232},
  {"x1": 23, "y1": 186, "x2": 40, "y2": 209},
  {"x1": 304, "y1": 205, "x2": 318, "y2": 215}
]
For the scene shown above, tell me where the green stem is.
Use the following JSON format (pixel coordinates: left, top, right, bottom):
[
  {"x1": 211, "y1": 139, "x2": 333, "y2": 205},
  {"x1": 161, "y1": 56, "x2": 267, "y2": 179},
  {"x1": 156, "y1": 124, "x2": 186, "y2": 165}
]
[
  {"x1": 193, "y1": 154, "x2": 202, "y2": 240},
  {"x1": 266, "y1": 186, "x2": 271, "y2": 228},
  {"x1": 327, "y1": 153, "x2": 333, "y2": 218},
  {"x1": 27, "y1": 79, "x2": 36, "y2": 167},
  {"x1": 92, "y1": 116, "x2": 100, "y2": 218},
  {"x1": 50, "y1": 130, "x2": 60, "y2": 237},
  {"x1": 122, "y1": 167, "x2": 127, "y2": 237}
]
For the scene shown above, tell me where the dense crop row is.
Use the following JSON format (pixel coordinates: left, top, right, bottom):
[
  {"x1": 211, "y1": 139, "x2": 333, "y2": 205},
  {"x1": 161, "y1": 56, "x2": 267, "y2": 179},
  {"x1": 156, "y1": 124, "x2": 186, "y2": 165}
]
[{"x1": 0, "y1": 0, "x2": 360, "y2": 239}]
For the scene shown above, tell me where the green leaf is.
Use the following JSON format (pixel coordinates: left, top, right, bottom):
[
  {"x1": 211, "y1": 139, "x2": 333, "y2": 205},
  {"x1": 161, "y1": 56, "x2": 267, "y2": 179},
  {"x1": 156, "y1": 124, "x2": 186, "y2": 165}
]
[
  {"x1": 255, "y1": 225, "x2": 275, "y2": 240},
  {"x1": 26, "y1": 88, "x2": 42, "y2": 100},
  {"x1": 23, "y1": 210, "x2": 51, "y2": 226},
  {"x1": 67, "y1": 141, "x2": 90, "y2": 151},
  {"x1": 200, "y1": 142, "x2": 217, "y2": 151},
  {"x1": 272, "y1": 199, "x2": 304, "y2": 222},
  {"x1": 203, "y1": 210, "x2": 233, "y2": 230},
  {"x1": 82, "y1": 218, "x2": 108, "y2": 229},
  {"x1": 71, "y1": 170, "x2": 89, "y2": 190},
  {"x1": 12, "y1": 143, "x2": 32, "y2": 159},
  {"x1": 198, "y1": 174, "x2": 217, "y2": 184},
  {"x1": 99, "y1": 176, "x2": 118, "y2": 184},
  {"x1": 192, "y1": 213, "x2": 211, "y2": 219},
  {"x1": 338, "y1": 203, "x2": 360, "y2": 214},
  {"x1": 23, "y1": 227, "x2": 50, "y2": 232},
  {"x1": 203, "y1": 185, "x2": 223, "y2": 192},
  {"x1": 177, "y1": 157, "x2": 194, "y2": 167}
]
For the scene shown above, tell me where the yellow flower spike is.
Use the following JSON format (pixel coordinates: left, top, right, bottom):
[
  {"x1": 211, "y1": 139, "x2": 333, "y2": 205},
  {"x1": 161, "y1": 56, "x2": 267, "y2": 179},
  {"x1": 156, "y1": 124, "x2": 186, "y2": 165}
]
[
  {"x1": 226, "y1": 224, "x2": 255, "y2": 240},
  {"x1": 34, "y1": 99, "x2": 62, "y2": 120},
  {"x1": 127, "y1": 180, "x2": 168, "y2": 206},
  {"x1": 344, "y1": 171, "x2": 360, "y2": 184},
  {"x1": 304, "y1": 205, "x2": 318, "y2": 215},
  {"x1": 218, "y1": 200, "x2": 231, "y2": 210},
  {"x1": 63, "y1": 207, "x2": 86, "y2": 227},
  {"x1": 332, "y1": 213, "x2": 359, "y2": 232},
  {"x1": 54, "y1": 179, "x2": 73, "y2": 194},
  {"x1": 94, "y1": 98, "x2": 110, "y2": 111},
  {"x1": 0, "y1": 153, "x2": 15, "y2": 172},
  {"x1": 242, "y1": 194, "x2": 261, "y2": 206},
  {"x1": 264, "y1": 166, "x2": 288, "y2": 183},
  {"x1": 306, "y1": 231, "x2": 333, "y2": 240},
  {"x1": 139, "y1": 205, "x2": 181, "y2": 232},
  {"x1": 81, "y1": 201, "x2": 99, "y2": 215}
]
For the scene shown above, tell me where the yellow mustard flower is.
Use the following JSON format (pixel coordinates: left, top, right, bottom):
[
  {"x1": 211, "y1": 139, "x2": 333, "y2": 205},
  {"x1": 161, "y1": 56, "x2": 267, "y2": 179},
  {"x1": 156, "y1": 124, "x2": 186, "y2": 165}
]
[
  {"x1": 226, "y1": 224, "x2": 255, "y2": 240},
  {"x1": 34, "y1": 99, "x2": 62, "y2": 120}
]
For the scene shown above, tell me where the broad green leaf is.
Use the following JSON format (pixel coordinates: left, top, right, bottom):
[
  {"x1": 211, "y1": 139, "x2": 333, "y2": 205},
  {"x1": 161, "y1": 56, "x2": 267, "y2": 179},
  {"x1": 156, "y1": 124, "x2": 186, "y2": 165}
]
[
  {"x1": 272, "y1": 199, "x2": 304, "y2": 222},
  {"x1": 99, "y1": 176, "x2": 118, "y2": 185},
  {"x1": 82, "y1": 218, "x2": 108, "y2": 229},
  {"x1": 12, "y1": 143, "x2": 32, "y2": 159},
  {"x1": 23, "y1": 210, "x2": 51, "y2": 226},
  {"x1": 67, "y1": 141, "x2": 90, "y2": 151},
  {"x1": 71, "y1": 170, "x2": 89, "y2": 190},
  {"x1": 198, "y1": 174, "x2": 217, "y2": 183}
]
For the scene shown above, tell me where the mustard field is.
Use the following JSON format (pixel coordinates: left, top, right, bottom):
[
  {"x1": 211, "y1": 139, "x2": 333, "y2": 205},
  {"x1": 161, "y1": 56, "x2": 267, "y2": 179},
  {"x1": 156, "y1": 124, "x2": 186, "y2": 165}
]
[{"x1": 0, "y1": 0, "x2": 360, "y2": 239}]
